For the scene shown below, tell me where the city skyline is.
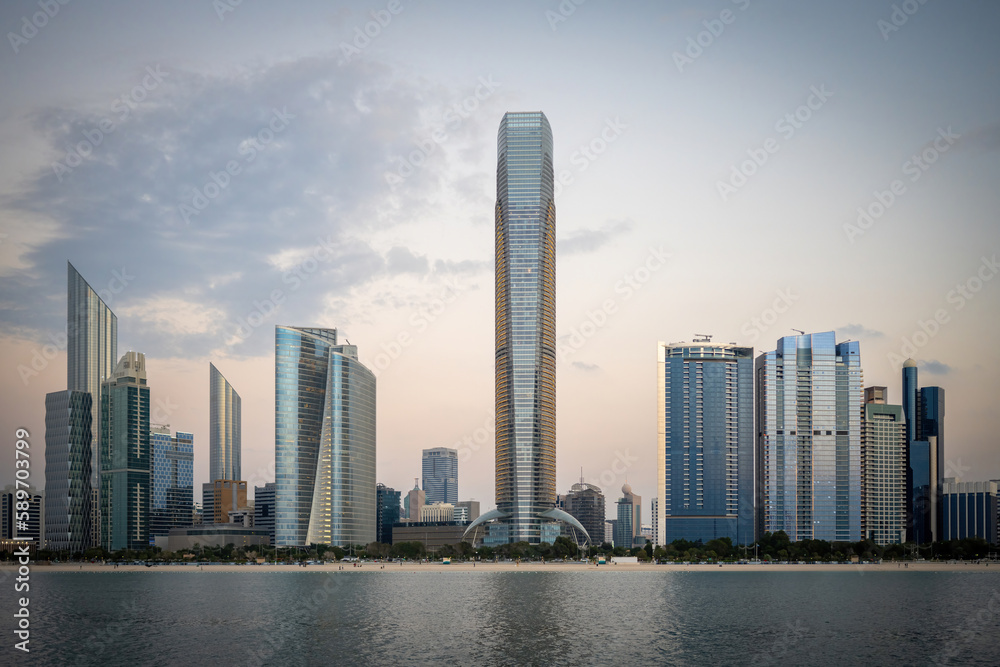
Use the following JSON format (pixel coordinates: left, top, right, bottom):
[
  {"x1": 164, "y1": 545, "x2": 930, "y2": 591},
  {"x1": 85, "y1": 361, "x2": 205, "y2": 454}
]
[{"x1": 1, "y1": 2, "x2": 999, "y2": 517}]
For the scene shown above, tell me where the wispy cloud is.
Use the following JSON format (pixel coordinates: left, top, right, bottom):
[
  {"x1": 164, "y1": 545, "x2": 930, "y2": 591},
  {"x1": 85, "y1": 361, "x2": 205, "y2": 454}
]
[{"x1": 558, "y1": 219, "x2": 634, "y2": 256}]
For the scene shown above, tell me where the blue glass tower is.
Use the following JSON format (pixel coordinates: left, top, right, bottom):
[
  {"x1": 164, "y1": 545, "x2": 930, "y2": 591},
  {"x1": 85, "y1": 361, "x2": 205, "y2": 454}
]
[
  {"x1": 422, "y1": 447, "x2": 458, "y2": 505},
  {"x1": 274, "y1": 326, "x2": 376, "y2": 547},
  {"x1": 658, "y1": 341, "x2": 754, "y2": 546},
  {"x1": 150, "y1": 428, "x2": 194, "y2": 543},
  {"x1": 756, "y1": 332, "x2": 863, "y2": 542}
]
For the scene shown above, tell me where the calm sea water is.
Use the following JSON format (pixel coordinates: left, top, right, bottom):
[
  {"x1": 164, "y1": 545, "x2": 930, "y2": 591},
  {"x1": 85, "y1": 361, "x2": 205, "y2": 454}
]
[{"x1": 10, "y1": 569, "x2": 1000, "y2": 666}]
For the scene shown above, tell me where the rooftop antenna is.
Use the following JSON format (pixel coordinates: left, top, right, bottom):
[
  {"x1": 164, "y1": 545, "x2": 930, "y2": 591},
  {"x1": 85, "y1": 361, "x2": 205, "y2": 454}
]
[
  {"x1": 580, "y1": 467, "x2": 584, "y2": 485},
  {"x1": 791, "y1": 329, "x2": 805, "y2": 335},
  {"x1": 693, "y1": 333, "x2": 713, "y2": 342}
]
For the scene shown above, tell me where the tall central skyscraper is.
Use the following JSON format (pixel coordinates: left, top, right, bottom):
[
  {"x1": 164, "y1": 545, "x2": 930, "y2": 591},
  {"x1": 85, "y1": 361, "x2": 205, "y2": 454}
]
[
  {"x1": 67, "y1": 262, "x2": 118, "y2": 546},
  {"x1": 465, "y1": 111, "x2": 588, "y2": 545}
]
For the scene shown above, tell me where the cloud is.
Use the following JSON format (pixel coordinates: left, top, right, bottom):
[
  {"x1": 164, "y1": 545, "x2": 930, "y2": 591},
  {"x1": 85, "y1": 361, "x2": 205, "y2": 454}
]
[
  {"x1": 571, "y1": 361, "x2": 600, "y2": 372},
  {"x1": 558, "y1": 219, "x2": 634, "y2": 256},
  {"x1": 920, "y1": 359, "x2": 952, "y2": 375},
  {"x1": 837, "y1": 323, "x2": 884, "y2": 340},
  {"x1": 0, "y1": 55, "x2": 478, "y2": 359}
]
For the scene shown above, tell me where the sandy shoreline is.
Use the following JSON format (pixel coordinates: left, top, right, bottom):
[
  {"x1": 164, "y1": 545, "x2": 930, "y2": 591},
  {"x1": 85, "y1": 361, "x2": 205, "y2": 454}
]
[{"x1": 5, "y1": 561, "x2": 997, "y2": 574}]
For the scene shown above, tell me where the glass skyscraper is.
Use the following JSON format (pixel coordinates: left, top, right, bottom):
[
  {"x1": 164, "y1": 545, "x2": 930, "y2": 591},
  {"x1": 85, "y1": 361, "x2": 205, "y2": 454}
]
[
  {"x1": 274, "y1": 326, "x2": 376, "y2": 547},
  {"x1": 901, "y1": 360, "x2": 946, "y2": 543},
  {"x1": 150, "y1": 427, "x2": 194, "y2": 543},
  {"x1": 657, "y1": 341, "x2": 754, "y2": 546},
  {"x1": 422, "y1": 447, "x2": 458, "y2": 505},
  {"x1": 464, "y1": 111, "x2": 588, "y2": 545},
  {"x1": 209, "y1": 363, "x2": 241, "y2": 483},
  {"x1": 756, "y1": 332, "x2": 863, "y2": 542},
  {"x1": 44, "y1": 390, "x2": 93, "y2": 552},
  {"x1": 100, "y1": 351, "x2": 151, "y2": 552},
  {"x1": 67, "y1": 262, "x2": 118, "y2": 547}
]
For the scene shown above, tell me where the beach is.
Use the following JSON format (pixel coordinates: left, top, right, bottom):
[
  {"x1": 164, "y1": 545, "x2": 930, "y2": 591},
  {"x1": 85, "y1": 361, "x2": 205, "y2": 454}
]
[{"x1": 7, "y1": 560, "x2": 996, "y2": 574}]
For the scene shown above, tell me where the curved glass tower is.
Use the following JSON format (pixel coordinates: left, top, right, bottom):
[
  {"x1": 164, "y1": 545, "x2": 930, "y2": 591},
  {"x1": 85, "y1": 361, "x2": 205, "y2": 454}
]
[
  {"x1": 209, "y1": 363, "x2": 241, "y2": 482},
  {"x1": 274, "y1": 326, "x2": 376, "y2": 547},
  {"x1": 494, "y1": 111, "x2": 557, "y2": 544}
]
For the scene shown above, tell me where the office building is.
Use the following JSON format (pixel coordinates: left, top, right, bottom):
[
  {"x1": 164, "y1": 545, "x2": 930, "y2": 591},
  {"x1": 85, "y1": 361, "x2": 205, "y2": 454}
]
[
  {"x1": 167, "y1": 525, "x2": 270, "y2": 551},
  {"x1": 420, "y1": 502, "x2": 455, "y2": 522},
  {"x1": 209, "y1": 363, "x2": 241, "y2": 483},
  {"x1": 605, "y1": 520, "x2": 615, "y2": 546},
  {"x1": 861, "y1": 388, "x2": 906, "y2": 545},
  {"x1": 211, "y1": 480, "x2": 248, "y2": 524},
  {"x1": 376, "y1": 484, "x2": 401, "y2": 544},
  {"x1": 149, "y1": 427, "x2": 193, "y2": 545},
  {"x1": 44, "y1": 390, "x2": 93, "y2": 552},
  {"x1": 2, "y1": 491, "x2": 42, "y2": 546},
  {"x1": 658, "y1": 340, "x2": 754, "y2": 546},
  {"x1": 650, "y1": 497, "x2": 658, "y2": 547},
  {"x1": 274, "y1": 327, "x2": 376, "y2": 547},
  {"x1": 454, "y1": 500, "x2": 480, "y2": 525},
  {"x1": 422, "y1": 447, "x2": 458, "y2": 505},
  {"x1": 463, "y1": 111, "x2": 588, "y2": 545},
  {"x1": 562, "y1": 480, "x2": 605, "y2": 547},
  {"x1": 756, "y1": 332, "x2": 863, "y2": 542},
  {"x1": 615, "y1": 483, "x2": 642, "y2": 549},
  {"x1": 100, "y1": 352, "x2": 151, "y2": 552},
  {"x1": 404, "y1": 480, "x2": 425, "y2": 522},
  {"x1": 390, "y1": 521, "x2": 468, "y2": 552},
  {"x1": 254, "y1": 482, "x2": 276, "y2": 545},
  {"x1": 901, "y1": 360, "x2": 947, "y2": 543},
  {"x1": 67, "y1": 262, "x2": 118, "y2": 547},
  {"x1": 910, "y1": 436, "x2": 939, "y2": 544},
  {"x1": 942, "y1": 481, "x2": 998, "y2": 544}
]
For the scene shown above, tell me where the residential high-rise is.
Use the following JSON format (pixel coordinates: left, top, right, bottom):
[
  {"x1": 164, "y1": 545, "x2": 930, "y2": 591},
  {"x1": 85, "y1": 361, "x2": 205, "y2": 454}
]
[
  {"x1": 274, "y1": 327, "x2": 376, "y2": 547},
  {"x1": 254, "y1": 482, "x2": 276, "y2": 545},
  {"x1": 657, "y1": 340, "x2": 754, "y2": 547},
  {"x1": 941, "y1": 481, "x2": 998, "y2": 544},
  {"x1": 756, "y1": 332, "x2": 863, "y2": 542},
  {"x1": 464, "y1": 111, "x2": 588, "y2": 546},
  {"x1": 67, "y1": 262, "x2": 118, "y2": 547},
  {"x1": 209, "y1": 363, "x2": 241, "y2": 483},
  {"x1": 100, "y1": 351, "x2": 151, "y2": 552},
  {"x1": 44, "y1": 390, "x2": 93, "y2": 552},
  {"x1": 150, "y1": 427, "x2": 194, "y2": 544},
  {"x1": 861, "y1": 387, "x2": 906, "y2": 545},
  {"x1": 376, "y1": 484, "x2": 400, "y2": 544},
  {"x1": 422, "y1": 447, "x2": 458, "y2": 505},
  {"x1": 563, "y1": 480, "x2": 605, "y2": 548},
  {"x1": 615, "y1": 484, "x2": 642, "y2": 549}
]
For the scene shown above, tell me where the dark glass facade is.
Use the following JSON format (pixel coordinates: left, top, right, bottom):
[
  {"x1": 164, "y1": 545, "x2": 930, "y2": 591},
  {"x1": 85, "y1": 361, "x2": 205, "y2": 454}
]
[
  {"x1": 44, "y1": 390, "x2": 93, "y2": 552},
  {"x1": 254, "y1": 482, "x2": 276, "y2": 545},
  {"x1": 658, "y1": 343, "x2": 754, "y2": 546},
  {"x1": 275, "y1": 327, "x2": 376, "y2": 547},
  {"x1": 376, "y1": 484, "x2": 401, "y2": 544},
  {"x1": 100, "y1": 352, "x2": 151, "y2": 552},
  {"x1": 494, "y1": 111, "x2": 557, "y2": 544},
  {"x1": 422, "y1": 447, "x2": 458, "y2": 505},
  {"x1": 563, "y1": 483, "x2": 605, "y2": 547},
  {"x1": 150, "y1": 428, "x2": 194, "y2": 542},
  {"x1": 910, "y1": 437, "x2": 938, "y2": 544}
]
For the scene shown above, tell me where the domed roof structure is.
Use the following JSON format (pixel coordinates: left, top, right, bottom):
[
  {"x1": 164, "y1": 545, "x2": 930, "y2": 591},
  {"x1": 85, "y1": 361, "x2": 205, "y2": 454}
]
[
  {"x1": 621, "y1": 482, "x2": 632, "y2": 495},
  {"x1": 903, "y1": 358, "x2": 918, "y2": 368}
]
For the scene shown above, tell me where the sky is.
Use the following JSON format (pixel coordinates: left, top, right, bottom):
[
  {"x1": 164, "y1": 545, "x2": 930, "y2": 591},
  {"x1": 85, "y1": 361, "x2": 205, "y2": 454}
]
[{"x1": 1, "y1": 0, "x2": 998, "y2": 520}]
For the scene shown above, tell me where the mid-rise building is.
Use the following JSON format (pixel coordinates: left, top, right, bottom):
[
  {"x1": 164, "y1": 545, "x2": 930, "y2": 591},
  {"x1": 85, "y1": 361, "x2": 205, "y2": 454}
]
[
  {"x1": 615, "y1": 484, "x2": 642, "y2": 549},
  {"x1": 150, "y1": 427, "x2": 194, "y2": 545},
  {"x1": 44, "y1": 390, "x2": 93, "y2": 552},
  {"x1": 756, "y1": 332, "x2": 862, "y2": 542},
  {"x1": 941, "y1": 481, "x2": 998, "y2": 544},
  {"x1": 212, "y1": 480, "x2": 248, "y2": 524},
  {"x1": 454, "y1": 500, "x2": 480, "y2": 525},
  {"x1": 422, "y1": 447, "x2": 458, "y2": 505},
  {"x1": 562, "y1": 481, "x2": 605, "y2": 547},
  {"x1": 254, "y1": 482, "x2": 276, "y2": 545},
  {"x1": 420, "y1": 502, "x2": 455, "y2": 523},
  {"x1": 274, "y1": 327, "x2": 376, "y2": 547},
  {"x1": 605, "y1": 520, "x2": 615, "y2": 546},
  {"x1": 67, "y1": 262, "x2": 118, "y2": 547},
  {"x1": 910, "y1": 436, "x2": 939, "y2": 544},
  {"x1": 100, "y1": 351, "x2": 151, "y2": 552},
  {"x1": 861, "y1": 387, "x2": 906, "y2": 545},
  {"x1": 657, "y1": 340, "x2": 754, "y2": 546},
  {"x1": 650, "y1": 497, "x2": 659, "y2": 547},
  {"x1": 376, "y1": 484, "x2": 400, "y2": 544},
  {"x1": 404, "y1": 480, "x2": 425, "y2": 522}
]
